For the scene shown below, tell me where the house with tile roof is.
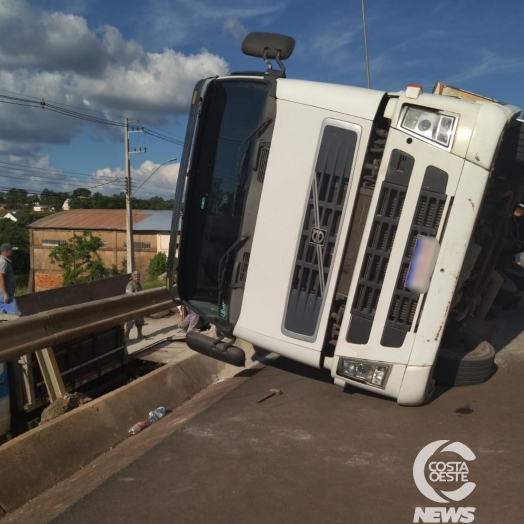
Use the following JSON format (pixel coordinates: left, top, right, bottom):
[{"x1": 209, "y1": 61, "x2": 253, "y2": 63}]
[{"x1": 28, "y1": 209, "x2": 174, "y2": 291}]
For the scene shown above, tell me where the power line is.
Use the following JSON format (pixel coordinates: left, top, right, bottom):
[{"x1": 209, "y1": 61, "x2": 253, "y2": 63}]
[
  {"x1": 0, "y1": 87, "x2": 128, "y2": 120},
  {"x1": 0, "y1": 89, "x2": 186, "y2": 145},
  {"x1": 0, "y1": 86, "x2": 185, "y2": 138},
  {"x1": 0, "y1": 171, "x2": 115, "y2": 187},
  {"x1": 0, "y1": 94, "x2": 125, "y2": 127},
  {"x1": 142, "y1": 129, "x2": 184, "y2": 146},
  {"x1": 0, "y1": 167, "x2": 123, "y2": 187},
  {"x1": 140, "y1": 122, "x2": 185, "y2": 141},
  {"x1": 0, "y1": 161, "x2": 100, "y2": 177},
  {"x1": 0, "y1": 163, "x2": 174, "y2": 194}
]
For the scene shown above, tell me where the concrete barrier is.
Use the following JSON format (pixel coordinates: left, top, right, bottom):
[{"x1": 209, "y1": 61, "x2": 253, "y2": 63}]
[{"x1": 0, "y1": 344, "x2": 259, "y2": 517}]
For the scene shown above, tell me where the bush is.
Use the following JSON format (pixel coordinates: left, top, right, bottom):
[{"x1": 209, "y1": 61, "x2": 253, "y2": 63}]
[
  {"x1": 49, "y1": 230, "x2": 109, "y2": 286},
  {"x1": 147, "y1": 252, "x2": 167, "y2": 279},
  {"x1": 15, "y1": 274, "x2": 29, "y2": 288}
]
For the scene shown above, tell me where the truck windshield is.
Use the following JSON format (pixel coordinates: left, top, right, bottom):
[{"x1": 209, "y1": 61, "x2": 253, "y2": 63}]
[{"x1": 180, "y1": 79, "x2": 269, "y2": 326}]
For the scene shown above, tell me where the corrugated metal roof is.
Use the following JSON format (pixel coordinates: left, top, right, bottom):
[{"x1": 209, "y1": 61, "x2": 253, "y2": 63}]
[{"x1": 29, "y1": 209, "x2": 172, "y2": 232}]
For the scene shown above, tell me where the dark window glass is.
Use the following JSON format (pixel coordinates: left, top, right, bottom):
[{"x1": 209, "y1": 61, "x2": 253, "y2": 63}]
[{"x1": 180, "y1": 79, "x2": 269, "y2": 325}]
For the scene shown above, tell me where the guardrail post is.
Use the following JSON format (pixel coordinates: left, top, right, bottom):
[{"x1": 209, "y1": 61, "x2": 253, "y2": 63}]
[
  {"x1": 35, "y1": 348, "x2": 66, "y2": 402},
  {"x1": 18, "y1": 355, "x2": 38, "y2": 412}
]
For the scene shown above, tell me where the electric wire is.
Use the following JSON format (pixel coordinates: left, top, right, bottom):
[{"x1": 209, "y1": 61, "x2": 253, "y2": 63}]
[
  {"x1": 0, "y1": 90, "x2": 182, "y2": 197},
  {"x1": 0, "y1": 91, "x2": 185, "y2": 145},
  {"x1": 0, "y1": 161, "x2": 104, "y2": 178},
  {"x1": 0, "y1": 88, "x2": 128, "y2": 119}
]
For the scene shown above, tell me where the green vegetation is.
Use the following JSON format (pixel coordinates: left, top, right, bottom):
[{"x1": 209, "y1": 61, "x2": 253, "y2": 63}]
[
  {"x1": 0, "y1": 186, "x2": 174, "y2": 212},
  {"x1": 0, "y1": 186, "x2": 173, "y2": 290},
  {"x1": 67, "y1": 188, "x2": 174, "y2": 210},
  {"x1": 49, "y1": 231, "x2": 119, "y2": 286},
  {"x1": 147, "y1": 252, "x2": 168, "y2": 279},
  {"x1": 0, "y1": 213, "x2": 31, "y2": 280},
  {"x1": 141, "y1": 278, "x2": 165, "y2": 290}
]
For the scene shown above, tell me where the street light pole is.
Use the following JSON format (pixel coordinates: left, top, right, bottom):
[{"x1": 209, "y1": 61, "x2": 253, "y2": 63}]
[
  {"x1": 361, "y1": 0, "x2": 371, "y2": 89},
  {"x1": 132, "y1": 157, "x2": 177, "y2": 197},
  {"x1": 124, "y1": 117, "x2": 135, "y2": 274}
]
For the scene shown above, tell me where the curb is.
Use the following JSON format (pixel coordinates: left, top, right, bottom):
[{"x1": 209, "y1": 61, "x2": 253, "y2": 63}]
[{"x1": 0, "y1": 342, "x2": 258, "y2": 517}]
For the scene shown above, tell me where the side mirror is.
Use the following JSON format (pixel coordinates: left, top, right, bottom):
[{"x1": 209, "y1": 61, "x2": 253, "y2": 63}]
[{"x1": 242, "y1": 32, "x2": 296, "y2": 60}]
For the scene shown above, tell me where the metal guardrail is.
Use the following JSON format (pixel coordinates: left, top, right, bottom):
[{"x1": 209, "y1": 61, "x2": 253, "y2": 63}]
[{"x1": 0, "y1": 287, "x2": 175, "y2": 363}]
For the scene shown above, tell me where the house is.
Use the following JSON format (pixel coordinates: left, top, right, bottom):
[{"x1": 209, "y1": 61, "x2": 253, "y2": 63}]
[
  {"x1": 28, "y1": 209, "x2": 173, "y2": 291},
  {"x1": 33, "y1": 203, "x2": 50, "y2": 212},
  {"x1": 2, "y1": 212, "x2": 17, "y2": 222}
]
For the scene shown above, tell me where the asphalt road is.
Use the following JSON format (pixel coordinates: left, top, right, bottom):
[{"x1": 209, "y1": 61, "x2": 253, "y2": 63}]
[{"x1": 6, "y1": 307, "x2": 524, "y2": 524}]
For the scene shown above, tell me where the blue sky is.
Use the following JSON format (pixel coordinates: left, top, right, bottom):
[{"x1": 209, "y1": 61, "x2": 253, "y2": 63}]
[{"x1": 0, "y1": 0, "x2": 523, "y2": 199}]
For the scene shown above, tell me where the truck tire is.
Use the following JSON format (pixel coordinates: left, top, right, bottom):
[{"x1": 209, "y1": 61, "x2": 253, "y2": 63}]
[
  {"x1": 433, "y1": 341, "x2": 496, "y2": 387},
  {"x1": 503, "y1": 294, "x2": 522, "y2": 310}
]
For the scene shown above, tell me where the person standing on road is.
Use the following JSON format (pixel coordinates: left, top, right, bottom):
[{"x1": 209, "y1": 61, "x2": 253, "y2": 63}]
[
  {"x1": 511, "y1": 203, "x2": 524, "y2": 264},
  {"x1": 177, "y1": 307, "x2": 200, "y2": 332},
  {"x1": 0, "y1": 243, "x2": 21, "y2": 315},
  {"x1": 125, "y1": 271, "x2": 145, "y2": 340}
]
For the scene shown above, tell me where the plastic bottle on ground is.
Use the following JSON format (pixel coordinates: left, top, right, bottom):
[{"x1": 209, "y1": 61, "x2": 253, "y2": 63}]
[
  {"x1": 148, "y1": 406, "x2": 166, "y2": 424},
  {"x1": 128, "y1": 420, "x2": 148, "y2": 435}
]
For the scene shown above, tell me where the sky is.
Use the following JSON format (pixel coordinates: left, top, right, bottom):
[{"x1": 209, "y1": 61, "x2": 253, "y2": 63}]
[{"x1": 0, "y1": 0, "x2": 523, "y2": 200}]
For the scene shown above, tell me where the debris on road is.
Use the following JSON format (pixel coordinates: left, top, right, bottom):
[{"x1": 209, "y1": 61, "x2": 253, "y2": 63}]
[
  {"x1": 40, "y1": 393, "x2": 92, "y2": 425},
  {"x1": 148, "y1": 406, "x2": 166, "y2": 423},
  {"x1": 128, "y1": 406, "x2": 167, "y2": 435},
  {"x1": 257, "y1": 388, "x2": 283, "y2": 403},
  {"x1": 128, "y1": 420, "x2": 149, "y2": 435}
]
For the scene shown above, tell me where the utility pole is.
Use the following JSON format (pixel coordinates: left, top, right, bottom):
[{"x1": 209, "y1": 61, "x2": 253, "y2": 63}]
[
  {"x1": 124, "y1": 118, "x2": 135, "y2": 274},
  {"x1": 124, "y1": 119, "x2": 145, "y2": 274}
]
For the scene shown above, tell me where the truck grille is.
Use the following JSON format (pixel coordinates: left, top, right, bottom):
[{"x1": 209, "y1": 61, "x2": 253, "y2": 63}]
[
  {"x1": 284, "y1": 125, "x2": 358, "y2": 338},
  {"x1": 346, "y1": 150, "x2": 414, "y2": 344},
  {"x1": 347, "y1": 184, "x2": 406, "y2": 342},
  {"x1": 381, "y1": 166, "x2": 448, "y2": 347}
]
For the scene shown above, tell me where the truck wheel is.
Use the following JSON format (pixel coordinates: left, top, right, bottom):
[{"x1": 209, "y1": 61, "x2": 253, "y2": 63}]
[
  {"x1": 502, "y1": 295, "x2": 522, "y2": 310},
  {"x1": 433, "y1": 341, "x2": 496, "y2": 387}
]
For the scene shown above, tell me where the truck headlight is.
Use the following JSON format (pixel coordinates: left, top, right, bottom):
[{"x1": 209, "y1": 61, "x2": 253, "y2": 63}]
[
  {"x1": 338, "y1": 358, "x2": 391, "y2": 389},
  {"x1": 401, "y1": 107, "x2": 456, "y2": 148}
]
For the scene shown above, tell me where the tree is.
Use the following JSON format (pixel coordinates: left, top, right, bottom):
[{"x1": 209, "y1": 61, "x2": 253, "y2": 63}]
[
  {"x1": 69, "y1": 197, "x2": 93, "y2": 209},
  {"x1": 147, "y1": 252, "x2": 168, "y2": 280},
  {"x1": 72, "y1": 188, "x2": 92, "y2": 198},
  {"x1": 6, "y1": 188, "x2": 25, "y2": 210},
  {"x1": 49, "y1": 231, "x2": 110, "y2": 286},
  {"x1": 0, "y1": 219, "x2": 30, "y2": 274},
  {"x1": 40, "y1": 188, "x2": 70, "y2": 210}
]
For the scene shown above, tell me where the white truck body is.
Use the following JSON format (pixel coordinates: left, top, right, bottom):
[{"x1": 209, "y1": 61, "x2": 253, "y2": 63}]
[{"x1": 169, "y1": 33, "x2": 524, "y2": 405}]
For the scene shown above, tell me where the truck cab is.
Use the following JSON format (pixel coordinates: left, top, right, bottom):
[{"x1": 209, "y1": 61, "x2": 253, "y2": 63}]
[{"x1": 168, "y1": 32, "x2": 524, "y2": 405}]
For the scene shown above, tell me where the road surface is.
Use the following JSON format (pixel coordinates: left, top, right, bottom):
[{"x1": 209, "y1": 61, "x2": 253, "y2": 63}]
[{"x1": 6, "y1": 306, "x2": 524, "y2": 524}]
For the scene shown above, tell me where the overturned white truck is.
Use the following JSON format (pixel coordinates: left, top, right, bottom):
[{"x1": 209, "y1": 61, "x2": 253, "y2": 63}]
[{"x1": 167, "y1": 32, "x2": 524, "y2": 405}]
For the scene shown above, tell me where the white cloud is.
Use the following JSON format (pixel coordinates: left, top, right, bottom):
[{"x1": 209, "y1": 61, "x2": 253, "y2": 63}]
[
  {"x1": 0, "y1": 155, "x2": 173, "y2": 198},
  {"x1": 141, "y1": 0, "x2": 284, "y2": 48},
  {"x1": 0, "y1": 157, "x2": 177, "y2": 198},
  {"x1": 87, "y1": 160, "x2": 179, "y2": 198},
  {"x1": 223, "y1": 17, "x2": 248, "y2": 42},
  {"x1": 73, "y1": 47, "x2": 227, "y2": 119},
  {"x1": 446, "y1": 49, "x2": 524, "y2": 85},
  {"x1": 131, "y1": 160, "x2": 179, "y2": 199},
  {"x1": 0, "y1": 0, "x2": 229, "y2": 158}
]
